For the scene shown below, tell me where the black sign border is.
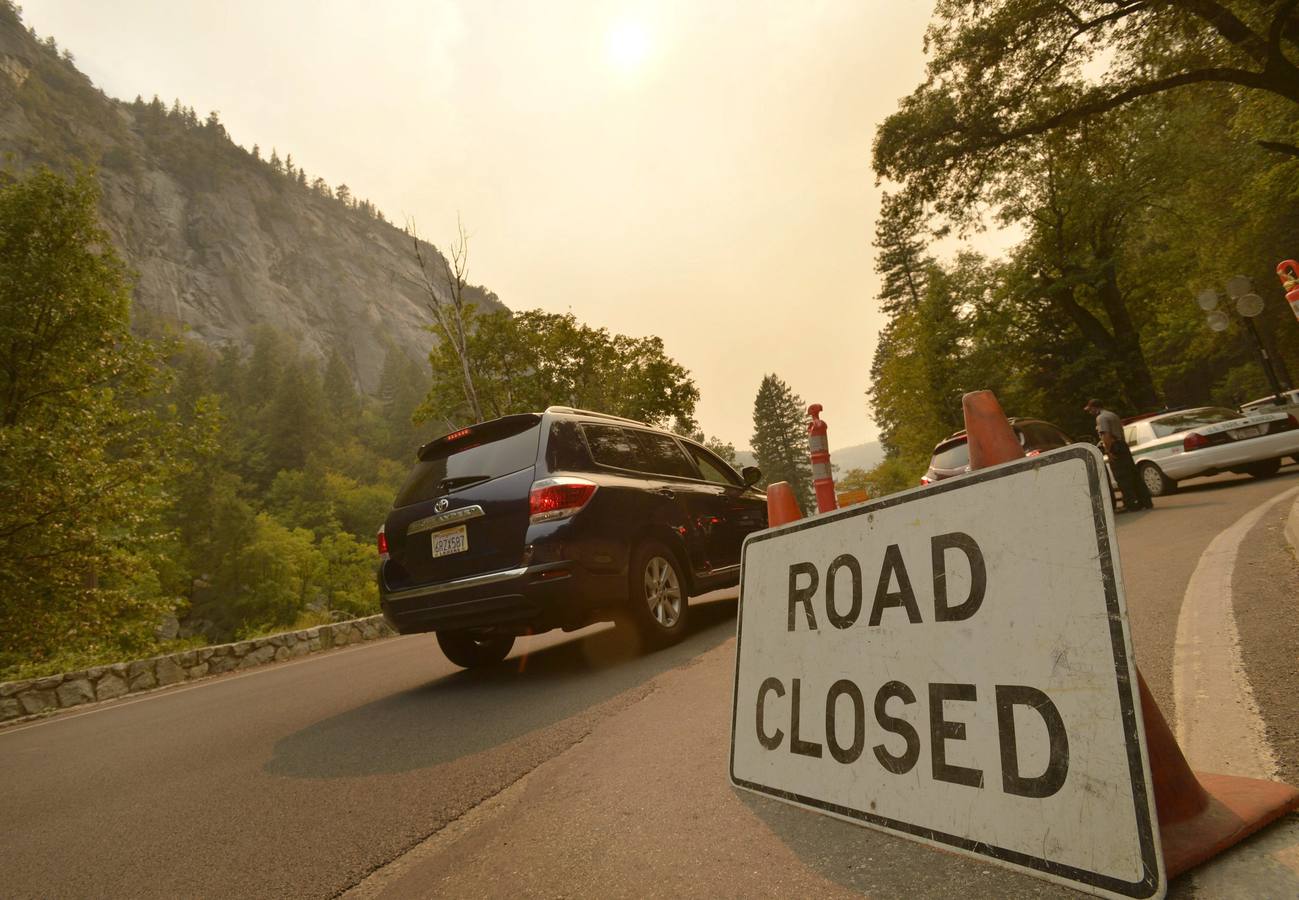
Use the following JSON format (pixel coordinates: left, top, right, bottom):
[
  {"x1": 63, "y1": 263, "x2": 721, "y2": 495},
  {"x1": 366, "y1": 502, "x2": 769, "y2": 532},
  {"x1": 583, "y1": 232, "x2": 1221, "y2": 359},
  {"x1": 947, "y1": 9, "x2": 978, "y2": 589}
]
[{"x1": 729, "y1": 446, "x2": 1162, "y2": 898}]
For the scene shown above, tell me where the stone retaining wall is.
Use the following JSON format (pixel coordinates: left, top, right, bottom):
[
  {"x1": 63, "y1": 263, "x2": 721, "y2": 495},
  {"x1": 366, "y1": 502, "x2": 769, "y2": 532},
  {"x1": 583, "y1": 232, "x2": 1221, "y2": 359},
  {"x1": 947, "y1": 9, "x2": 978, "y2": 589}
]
[{"x1": 0, "y1": 615, "x2": 395, "y2": 724}]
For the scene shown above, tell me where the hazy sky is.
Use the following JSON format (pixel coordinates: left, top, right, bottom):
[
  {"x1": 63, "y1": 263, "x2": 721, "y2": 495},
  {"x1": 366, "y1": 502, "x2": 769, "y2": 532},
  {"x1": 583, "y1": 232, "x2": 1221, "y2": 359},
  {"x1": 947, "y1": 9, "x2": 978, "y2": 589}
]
[{"x1": 25, "y1": 1, "x2": 941, "y2": 451}]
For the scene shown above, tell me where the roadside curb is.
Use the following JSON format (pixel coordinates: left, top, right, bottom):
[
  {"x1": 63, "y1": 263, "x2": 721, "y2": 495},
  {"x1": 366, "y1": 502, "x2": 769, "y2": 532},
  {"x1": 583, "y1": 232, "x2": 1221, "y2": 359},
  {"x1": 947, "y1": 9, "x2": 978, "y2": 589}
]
[
  {"x1": 0, "y1": 614, "x2": 395, "y2": 726},
  {"x1": 1286, "y1": 495, "x2": 1299, "y2": 565}
]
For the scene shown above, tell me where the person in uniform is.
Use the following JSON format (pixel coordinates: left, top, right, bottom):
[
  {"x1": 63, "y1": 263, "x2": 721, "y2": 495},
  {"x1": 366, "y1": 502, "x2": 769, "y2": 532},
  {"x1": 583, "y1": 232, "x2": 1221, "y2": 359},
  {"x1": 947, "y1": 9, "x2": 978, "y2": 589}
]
[{"x1": 1085, "y1": 398, "x2": 1153, "y2": 511}]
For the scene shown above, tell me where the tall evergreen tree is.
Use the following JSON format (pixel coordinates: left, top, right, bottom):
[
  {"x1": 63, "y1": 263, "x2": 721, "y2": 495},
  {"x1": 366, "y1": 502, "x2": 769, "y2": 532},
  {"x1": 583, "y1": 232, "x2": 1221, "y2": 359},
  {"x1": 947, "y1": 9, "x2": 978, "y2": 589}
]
[
  {"x1": 750, "y1": 374, "x2": 812, "y2": 513},
  {"x1": 874, "y1": 190, "x2": 933, "y2": 316},
  {"x1": 322, "y1": 349, "x2": 361, "y2": 422}
]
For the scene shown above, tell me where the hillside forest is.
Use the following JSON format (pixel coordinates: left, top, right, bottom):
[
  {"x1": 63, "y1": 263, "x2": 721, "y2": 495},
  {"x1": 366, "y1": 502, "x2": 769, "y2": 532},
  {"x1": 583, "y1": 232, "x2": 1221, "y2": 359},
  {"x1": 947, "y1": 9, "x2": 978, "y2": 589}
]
[{"x1": 0, "y1": 4, "x2": 712, "y2": 679}]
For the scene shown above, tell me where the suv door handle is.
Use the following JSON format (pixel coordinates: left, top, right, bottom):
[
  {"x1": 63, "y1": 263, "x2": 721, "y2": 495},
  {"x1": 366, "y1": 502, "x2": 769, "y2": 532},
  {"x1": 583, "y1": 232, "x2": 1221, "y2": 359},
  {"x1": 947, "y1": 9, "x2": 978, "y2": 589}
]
[{"x1": 656, "y1": 488, "x2": 676, "y2": 500}]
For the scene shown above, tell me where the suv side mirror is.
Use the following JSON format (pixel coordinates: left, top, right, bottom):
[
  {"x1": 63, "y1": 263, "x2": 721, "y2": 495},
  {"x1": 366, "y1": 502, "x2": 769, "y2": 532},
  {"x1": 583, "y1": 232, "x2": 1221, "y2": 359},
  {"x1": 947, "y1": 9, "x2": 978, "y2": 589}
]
[{"x1": 741, "y1": 466, "x2": 762, "y2": 488}]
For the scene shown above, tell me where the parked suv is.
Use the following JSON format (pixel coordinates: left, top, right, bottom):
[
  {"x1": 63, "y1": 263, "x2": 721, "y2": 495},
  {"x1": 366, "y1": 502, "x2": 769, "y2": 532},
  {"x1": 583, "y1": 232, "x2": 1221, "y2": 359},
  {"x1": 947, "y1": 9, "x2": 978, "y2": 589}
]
[
  {"x1": 379, "y1": 407, "x2": 768, "y2": 668},
  {"x1": 921, "y1": 417, "x2": 1073, "y2": 484}
]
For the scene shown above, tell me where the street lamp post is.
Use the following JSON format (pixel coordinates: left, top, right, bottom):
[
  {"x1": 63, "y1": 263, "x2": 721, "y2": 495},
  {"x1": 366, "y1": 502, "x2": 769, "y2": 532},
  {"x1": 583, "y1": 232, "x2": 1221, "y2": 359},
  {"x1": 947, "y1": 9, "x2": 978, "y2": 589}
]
[{"x1": 1196, "y1": 276, "x2": 1287, "y2": 403}]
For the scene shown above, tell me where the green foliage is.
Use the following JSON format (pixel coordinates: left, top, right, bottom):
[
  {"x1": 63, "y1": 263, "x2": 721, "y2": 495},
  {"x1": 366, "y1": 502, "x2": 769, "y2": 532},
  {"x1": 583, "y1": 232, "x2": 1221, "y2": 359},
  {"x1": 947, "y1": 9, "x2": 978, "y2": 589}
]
[
  {"x1": 855, "y1": 457, "x2": 922, "y2": 499},
  {"x1": 416, "y1": 308, "x2": 700, "y2": 429},
  {"x1": 751, "y1": 374, "x2": 813, "y2": 512},
  {"x1": 867, "y1": 10, "x2": 1299, "y2": 497},
  {"x1": 0, "y1": 166, "x2": 180, "y2": 671},
  {"x1": 874, "y1": 1, "x2": 1299, "y2": 219}
]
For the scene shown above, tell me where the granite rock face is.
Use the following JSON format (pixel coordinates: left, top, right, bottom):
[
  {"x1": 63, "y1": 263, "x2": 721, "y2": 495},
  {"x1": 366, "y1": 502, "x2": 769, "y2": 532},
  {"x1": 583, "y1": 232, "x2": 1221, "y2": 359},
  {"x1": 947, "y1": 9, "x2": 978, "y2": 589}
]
[{"x1": 0, "y1": 11, "x2": 505, "y2": 392}]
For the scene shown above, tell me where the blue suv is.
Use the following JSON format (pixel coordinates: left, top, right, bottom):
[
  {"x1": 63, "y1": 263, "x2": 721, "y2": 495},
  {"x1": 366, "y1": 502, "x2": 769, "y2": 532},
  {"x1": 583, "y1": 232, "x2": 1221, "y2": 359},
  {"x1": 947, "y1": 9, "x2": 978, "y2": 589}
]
[{"x1": 379, "y1": 407, "x2": 767, "y2": 668}]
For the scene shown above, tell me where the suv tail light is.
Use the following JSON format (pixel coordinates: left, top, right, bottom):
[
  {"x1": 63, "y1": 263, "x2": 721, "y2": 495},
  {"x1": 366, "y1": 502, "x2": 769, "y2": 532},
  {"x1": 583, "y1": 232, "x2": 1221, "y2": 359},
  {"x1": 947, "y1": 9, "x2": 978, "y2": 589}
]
[
  {"x1": 529, "y1": 477, "x2": 598, "y2": 524},
  {"x1": 377, "y1": 524, "x2": 390, "y2": 560},
  {"x1": 1183, "y1": 432, "x2": 1211, "y2": 451}
]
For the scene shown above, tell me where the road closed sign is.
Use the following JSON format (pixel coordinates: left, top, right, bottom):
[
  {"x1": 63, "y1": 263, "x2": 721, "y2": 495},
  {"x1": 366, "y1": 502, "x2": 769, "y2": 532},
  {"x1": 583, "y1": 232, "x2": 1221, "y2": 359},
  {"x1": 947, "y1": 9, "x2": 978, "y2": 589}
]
[{"x1": 730, "y1": 445, "x2": 1164, "y2": 899}]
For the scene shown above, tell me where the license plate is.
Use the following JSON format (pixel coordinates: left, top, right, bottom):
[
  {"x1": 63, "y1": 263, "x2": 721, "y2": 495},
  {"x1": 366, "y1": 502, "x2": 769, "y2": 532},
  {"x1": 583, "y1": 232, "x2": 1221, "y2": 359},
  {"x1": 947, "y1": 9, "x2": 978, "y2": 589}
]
[
  {"x1": 1229, "y1": 425, "x2": 1265, "y2": 440},
  {"x1": 430, "y1": 525, "x2": 468, "y2": 558}
]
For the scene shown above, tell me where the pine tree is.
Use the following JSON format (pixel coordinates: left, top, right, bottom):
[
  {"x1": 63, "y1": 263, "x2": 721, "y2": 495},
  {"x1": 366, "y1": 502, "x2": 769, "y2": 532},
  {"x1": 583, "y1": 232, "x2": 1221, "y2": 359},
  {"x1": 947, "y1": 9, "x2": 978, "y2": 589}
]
[
  {"x1": 874, "y1": 190, "x2": 932, "y2": 316},
  {"x1": 269, "y1": 148, "x2": 282, "y2": 174},
  {"x1": 336, "y1": 183, "x2": 351, "y2": 206},
  {"x1": 322, "y1": 349, "x2": 361, "y2": 422},
  {"x1": 251, "y1": 144, "x2": 261, "y2": 161},
  {"x1": 750, "y1": 374, "x2": 812, "y2": 513},
  {"x1": 284, "y1": 153, "x2": 294, "y2": 175}
]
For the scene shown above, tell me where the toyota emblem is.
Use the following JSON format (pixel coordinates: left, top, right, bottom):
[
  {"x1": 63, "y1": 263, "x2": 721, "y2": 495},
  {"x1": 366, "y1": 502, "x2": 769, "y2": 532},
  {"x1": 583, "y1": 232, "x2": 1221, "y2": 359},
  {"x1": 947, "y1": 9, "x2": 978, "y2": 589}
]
[{"x1": 435, "y1": 498, "x2": 450, "y2": 513}]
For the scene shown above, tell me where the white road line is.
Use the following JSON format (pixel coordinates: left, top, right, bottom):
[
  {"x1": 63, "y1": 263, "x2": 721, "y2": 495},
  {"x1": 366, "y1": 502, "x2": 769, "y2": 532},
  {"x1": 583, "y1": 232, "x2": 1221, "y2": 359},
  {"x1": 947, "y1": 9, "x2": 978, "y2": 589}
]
[
  {"x1": 1173, "y1": 485, "x2": 1297, "y2": 777},
  {"x1": 1174, "y1": 487, "x2": 1299, "y2": 898}
]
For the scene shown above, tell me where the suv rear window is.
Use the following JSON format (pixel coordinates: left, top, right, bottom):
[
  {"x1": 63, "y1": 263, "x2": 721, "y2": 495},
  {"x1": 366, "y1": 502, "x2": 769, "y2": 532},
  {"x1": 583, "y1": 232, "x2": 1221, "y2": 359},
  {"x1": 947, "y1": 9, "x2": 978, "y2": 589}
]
[
  {"x1": 394, "y1": 415, "x2": 542, "y2": 507},
  {"x1": 931, "y1": 438, "x2": 969, "y2": 470}
]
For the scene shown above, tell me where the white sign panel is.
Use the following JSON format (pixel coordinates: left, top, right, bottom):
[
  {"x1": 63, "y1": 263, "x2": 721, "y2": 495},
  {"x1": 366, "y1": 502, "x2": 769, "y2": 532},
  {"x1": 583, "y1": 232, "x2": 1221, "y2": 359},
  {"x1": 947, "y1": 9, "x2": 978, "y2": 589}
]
[{"x1": 730, "y1": 446, "x2": 1163, "y2": 899}]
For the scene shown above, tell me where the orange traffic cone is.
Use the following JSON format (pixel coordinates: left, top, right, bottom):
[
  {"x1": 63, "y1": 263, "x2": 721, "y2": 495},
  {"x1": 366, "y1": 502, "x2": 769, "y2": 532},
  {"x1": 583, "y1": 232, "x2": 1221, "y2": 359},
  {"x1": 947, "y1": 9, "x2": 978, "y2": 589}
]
[
  {"x1": 962, "y1": 390, "x2": 1024, "y2": 469},
  {"x1": 961, "y1": 389, "x2": 1299, "y2": 878},
  {"x1": 765, "y1": 481, "x2": 803, "y2": 527}
]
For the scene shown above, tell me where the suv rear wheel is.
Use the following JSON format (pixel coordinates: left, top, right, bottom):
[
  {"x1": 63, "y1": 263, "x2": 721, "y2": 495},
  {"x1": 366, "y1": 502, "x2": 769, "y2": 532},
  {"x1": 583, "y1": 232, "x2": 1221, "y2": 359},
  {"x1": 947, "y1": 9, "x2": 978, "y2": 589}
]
[
  {"x1": 436, "y1": 631, "x2": 515, "y2": 669},
  {"x1": 626, "y1": 541, "x2": 689, "y2": 648}
]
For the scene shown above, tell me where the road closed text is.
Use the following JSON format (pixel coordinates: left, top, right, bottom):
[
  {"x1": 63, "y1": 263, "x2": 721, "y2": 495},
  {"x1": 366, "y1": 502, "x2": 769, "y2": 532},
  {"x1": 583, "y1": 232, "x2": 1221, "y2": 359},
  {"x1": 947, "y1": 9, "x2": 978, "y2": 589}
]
[{"x1": 755, "y1": 531, "x2": 1070, "y2": 799}]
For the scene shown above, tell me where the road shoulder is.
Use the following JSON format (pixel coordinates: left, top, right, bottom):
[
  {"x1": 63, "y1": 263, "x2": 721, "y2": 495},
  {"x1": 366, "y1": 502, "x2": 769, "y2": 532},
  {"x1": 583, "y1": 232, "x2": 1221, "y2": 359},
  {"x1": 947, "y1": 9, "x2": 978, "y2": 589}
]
[{"x1": 351, "y1": 638, "x2": 1080, "y2": 899}]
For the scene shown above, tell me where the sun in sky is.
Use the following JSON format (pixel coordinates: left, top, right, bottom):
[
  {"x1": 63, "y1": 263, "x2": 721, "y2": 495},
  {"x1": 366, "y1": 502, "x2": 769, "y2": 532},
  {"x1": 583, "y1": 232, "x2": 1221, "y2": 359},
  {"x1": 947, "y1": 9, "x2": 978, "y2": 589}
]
[{"x1": 605, "y1": 18, "x2": 652, "y2": 74}]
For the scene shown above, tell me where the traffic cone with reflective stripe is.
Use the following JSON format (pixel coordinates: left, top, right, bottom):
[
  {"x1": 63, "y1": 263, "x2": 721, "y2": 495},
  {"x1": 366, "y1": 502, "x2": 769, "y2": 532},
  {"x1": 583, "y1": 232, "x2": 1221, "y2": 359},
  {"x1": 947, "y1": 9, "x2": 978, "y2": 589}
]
[
  {"x1": 807, "y1": 404, "x2": 838, "y2": 515},
  {"x1": 962, "y1": 388, "x2": 1299, "y2": 879},
  {"x1": 765, "y1": 481, "x2": 803, "y2": 527}
]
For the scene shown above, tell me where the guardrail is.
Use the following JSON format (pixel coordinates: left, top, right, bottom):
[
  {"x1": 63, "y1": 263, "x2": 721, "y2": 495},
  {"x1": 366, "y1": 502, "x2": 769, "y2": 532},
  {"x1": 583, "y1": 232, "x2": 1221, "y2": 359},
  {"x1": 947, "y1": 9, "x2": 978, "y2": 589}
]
[{"x1": 0, "y1": 615, "x2": 395, "y2": 724}]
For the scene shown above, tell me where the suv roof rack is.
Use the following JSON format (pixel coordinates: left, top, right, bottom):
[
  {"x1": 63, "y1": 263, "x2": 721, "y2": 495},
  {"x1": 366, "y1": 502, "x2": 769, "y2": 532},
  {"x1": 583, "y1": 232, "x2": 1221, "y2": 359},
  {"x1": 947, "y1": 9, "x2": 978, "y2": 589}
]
[{"x1": 544, "y1": 406, "x2": 651, "y2": 427}]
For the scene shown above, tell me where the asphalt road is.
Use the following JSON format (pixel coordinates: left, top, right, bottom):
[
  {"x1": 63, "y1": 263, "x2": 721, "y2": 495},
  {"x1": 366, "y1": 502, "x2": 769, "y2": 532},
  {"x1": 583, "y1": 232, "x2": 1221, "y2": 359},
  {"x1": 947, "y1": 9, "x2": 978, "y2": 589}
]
[{"x1": 4, "y1": 465, "x2": 1298, "y2": 898}]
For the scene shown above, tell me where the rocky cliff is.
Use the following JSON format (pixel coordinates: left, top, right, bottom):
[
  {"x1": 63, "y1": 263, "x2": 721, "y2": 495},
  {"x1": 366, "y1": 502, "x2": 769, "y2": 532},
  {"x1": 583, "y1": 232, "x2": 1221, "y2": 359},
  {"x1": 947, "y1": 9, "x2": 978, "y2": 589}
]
[{"x1": 0, "y1": 5, "x2": 502, "y2": 391}]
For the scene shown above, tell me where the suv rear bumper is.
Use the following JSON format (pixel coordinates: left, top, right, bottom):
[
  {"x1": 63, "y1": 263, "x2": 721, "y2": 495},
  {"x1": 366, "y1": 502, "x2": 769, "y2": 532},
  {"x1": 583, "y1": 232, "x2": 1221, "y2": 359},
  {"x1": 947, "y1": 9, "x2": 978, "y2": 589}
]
[{"x1": 379, "y1": 561, "x2": 624, "y2": 635}]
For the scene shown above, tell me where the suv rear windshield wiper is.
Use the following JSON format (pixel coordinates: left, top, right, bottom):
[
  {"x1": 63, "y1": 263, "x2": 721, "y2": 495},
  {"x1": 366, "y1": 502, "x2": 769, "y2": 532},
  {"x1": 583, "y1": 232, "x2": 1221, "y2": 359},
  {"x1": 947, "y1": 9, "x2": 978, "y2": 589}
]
[{"x1": 437, "y1": 475, "x2": 491, "y2": 493}]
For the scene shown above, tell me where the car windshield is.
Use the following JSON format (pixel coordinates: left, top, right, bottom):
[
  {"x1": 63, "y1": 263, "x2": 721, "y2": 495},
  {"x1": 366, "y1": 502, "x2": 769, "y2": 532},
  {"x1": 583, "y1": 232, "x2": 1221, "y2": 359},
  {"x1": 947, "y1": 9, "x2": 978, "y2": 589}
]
[
  {"x1": 1148, "y1": 408, "x2": 1242, "y2": 438},
  {"x1": 931, "y1": 438, "x2": 969, "y2": 470}
]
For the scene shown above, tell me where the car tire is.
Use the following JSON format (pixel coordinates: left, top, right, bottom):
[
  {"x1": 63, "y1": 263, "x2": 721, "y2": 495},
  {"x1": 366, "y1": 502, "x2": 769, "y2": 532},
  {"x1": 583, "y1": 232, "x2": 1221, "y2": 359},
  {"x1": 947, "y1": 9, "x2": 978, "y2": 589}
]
[
  {"x1": 625, "y1": 540, "x2": 689, "y2": 649},
  {"x1": 1138, "y1": 462, "x2": 1175, "y2": 497},
  {"x1": 1246, "y1": 458, "x2": 1282, "y2": 479},
  {"x1": 436, "y1": 631, "x2": 515, "y2": 669}
]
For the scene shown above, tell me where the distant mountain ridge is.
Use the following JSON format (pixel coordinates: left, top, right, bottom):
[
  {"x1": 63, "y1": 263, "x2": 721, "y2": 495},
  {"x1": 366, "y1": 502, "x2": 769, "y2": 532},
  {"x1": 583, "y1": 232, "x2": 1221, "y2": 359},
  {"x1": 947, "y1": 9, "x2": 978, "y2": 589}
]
[{"x1": 0, "y1": 5, "x2": 501, "y2": 392}]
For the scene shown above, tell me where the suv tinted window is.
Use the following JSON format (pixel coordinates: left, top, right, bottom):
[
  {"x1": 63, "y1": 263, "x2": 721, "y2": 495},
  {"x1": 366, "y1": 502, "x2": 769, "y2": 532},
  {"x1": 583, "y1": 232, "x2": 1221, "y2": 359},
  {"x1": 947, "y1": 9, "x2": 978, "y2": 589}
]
[
  {"x1": 582, "y1": 424, "x2": 644, "y2": 470},
  {"x1": 633, "y1": 431, "x2": 697, "y2": 479},
  {"x1": 931, "y1": 438, "x2": 969, "y2": 470},
  {"x1": 545, "y1": 420, "x2": 592, "y2": 472},
  {"x1": 395, "y1": 417, "x2": 541, "y2": 507},
  {"x1": 1020, "y1": 421, "x2": 1070, "y2": 449},
  {"x1": 684, "y1": 443, "x2": 740, "y2": 485}
]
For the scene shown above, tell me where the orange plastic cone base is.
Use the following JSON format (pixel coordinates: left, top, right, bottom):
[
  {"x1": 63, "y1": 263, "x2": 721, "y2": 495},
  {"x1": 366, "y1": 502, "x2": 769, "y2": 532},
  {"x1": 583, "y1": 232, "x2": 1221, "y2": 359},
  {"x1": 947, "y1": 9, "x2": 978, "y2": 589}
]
[
  {"x1": 963, "y1": 390, "x2": 1299, "y2": 878},
  {"x1": 766, "y1": 481, "x2": 803, "y2": 527},
  {"x1": 1137, "y1": 672, "x2": 1299, "y2": 877}
]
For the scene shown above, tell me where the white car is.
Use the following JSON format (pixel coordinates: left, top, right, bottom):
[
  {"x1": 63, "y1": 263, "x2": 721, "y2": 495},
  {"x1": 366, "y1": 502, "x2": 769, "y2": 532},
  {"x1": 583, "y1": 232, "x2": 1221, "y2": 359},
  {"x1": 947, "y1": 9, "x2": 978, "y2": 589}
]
[
  {"x1": 1125, "y1": 406, "x2": 1299, "y2": 496},
  {"x1": 1241, "y1": 390, "x2": 1299, "y2": 417}
]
